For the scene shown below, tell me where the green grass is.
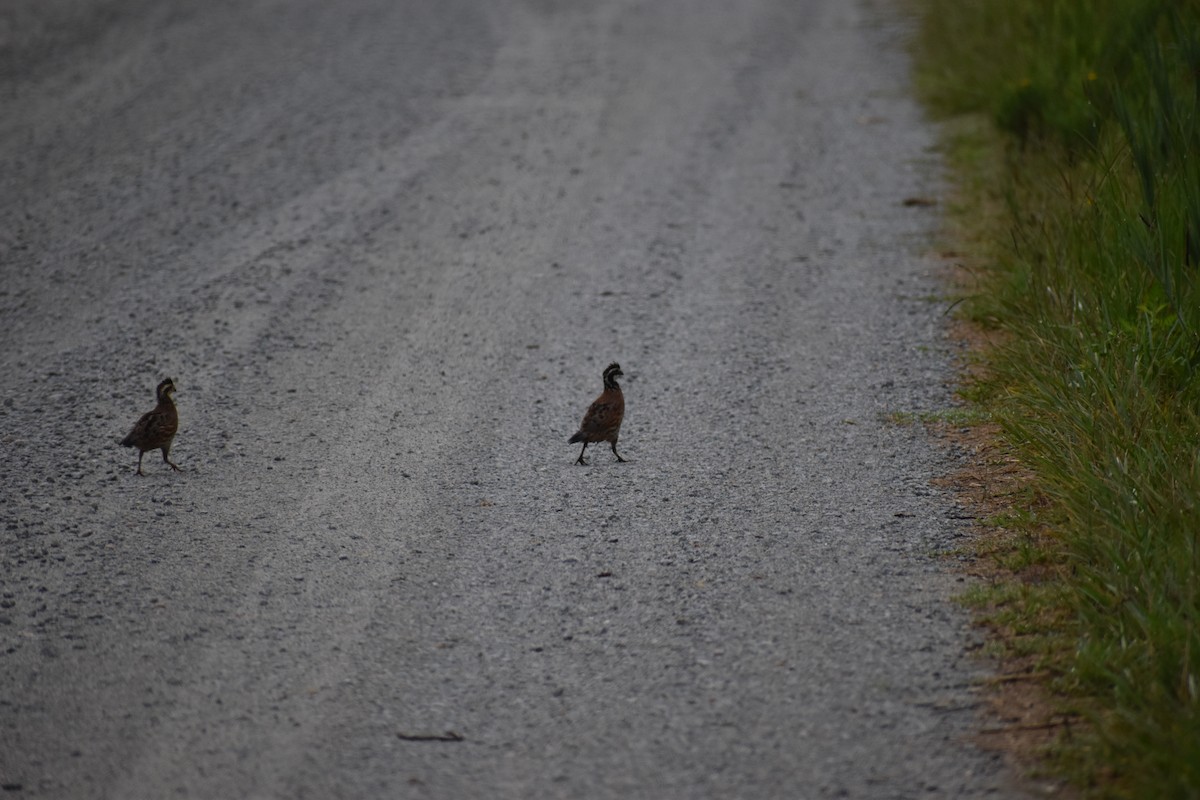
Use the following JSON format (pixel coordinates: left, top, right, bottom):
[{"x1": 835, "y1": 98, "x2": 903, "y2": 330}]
[
  {"x1": 882, "y1": 407, "x2": 992, "y2": 427},
  {"x1": 910, "y1": 0, "x2": 1200, "y2": 796}
]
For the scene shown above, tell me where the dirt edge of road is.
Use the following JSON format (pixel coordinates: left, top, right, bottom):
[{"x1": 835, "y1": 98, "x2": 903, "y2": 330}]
[{"x1": 927, "y1": 284, "x2": 1078, "y2": 798}]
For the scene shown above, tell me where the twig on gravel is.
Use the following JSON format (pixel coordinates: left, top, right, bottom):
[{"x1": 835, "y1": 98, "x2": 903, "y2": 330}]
[
  {"x1": 979, "y1": 719, "x2": 1073, "y2": 734},
  {"x1": 396, "y1": 731, "x2": 464, "y2": 742},
  {"x1": 984, "y1": 672, "x2": 1054, "y2": 685}
]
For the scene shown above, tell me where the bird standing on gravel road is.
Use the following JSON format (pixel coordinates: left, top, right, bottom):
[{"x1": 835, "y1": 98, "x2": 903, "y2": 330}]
[
  {"x1": 569, "y1": 362, "x2": 626, "y2": 465},
  {"x1": 120, "y1": 377, "x2": 181, "y2": 476}
]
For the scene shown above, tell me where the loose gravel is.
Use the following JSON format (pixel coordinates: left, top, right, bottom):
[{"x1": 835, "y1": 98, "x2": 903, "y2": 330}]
[{"x1": 0, "y1": 0, "x2": 1025, "y2": 797}]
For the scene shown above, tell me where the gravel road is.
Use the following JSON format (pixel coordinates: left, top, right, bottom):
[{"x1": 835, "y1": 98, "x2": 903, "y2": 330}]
[{"x1": 1, "y1": 0, "x2": 1023, "y2": 797}]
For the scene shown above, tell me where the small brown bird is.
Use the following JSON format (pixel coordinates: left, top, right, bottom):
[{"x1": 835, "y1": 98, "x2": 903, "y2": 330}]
[
  {"x1": 568, "y1": 362, "x2": 626, "y2": 465},
  {"x1": 120, "y1": 378, "x2": 181, "y2": 476}
]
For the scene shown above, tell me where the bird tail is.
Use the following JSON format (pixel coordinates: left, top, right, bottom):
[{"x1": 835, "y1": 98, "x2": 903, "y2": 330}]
[
  {"x1": 568, "y1": 432, "x2": 583, "y2": 444},
  {"x1": 119, "y1": 433, "x2": 134, "y2": 447}
]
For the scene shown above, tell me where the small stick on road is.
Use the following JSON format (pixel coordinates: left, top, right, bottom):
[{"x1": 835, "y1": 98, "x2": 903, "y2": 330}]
[{"x1": 396, "y1": 730, "x2": 464, "y2": 742}]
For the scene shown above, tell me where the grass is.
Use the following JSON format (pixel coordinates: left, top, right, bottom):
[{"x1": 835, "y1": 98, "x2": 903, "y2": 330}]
[
  {"x1": 883, "y1": 407, "x2": 992, "y2": 427},
  {"x1": 909, "y1": 0, "x2": 1200, "y2": 796}
]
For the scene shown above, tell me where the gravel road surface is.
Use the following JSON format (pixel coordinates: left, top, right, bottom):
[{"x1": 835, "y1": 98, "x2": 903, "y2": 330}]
[{"x1": 1, "y1": 0, "x2": 1023, "y2": 797}]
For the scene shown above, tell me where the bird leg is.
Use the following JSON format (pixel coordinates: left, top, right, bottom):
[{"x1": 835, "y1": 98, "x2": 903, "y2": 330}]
[
  {"x1": 162, "y1": 447, "x2": 181, "y2": 472},
  {"x1": 611, "y1": 441, "x2": 626, "y2": 462},
  {"x1": 575, "y1": 442, "x2": 589, "y2": 465},
  {"x1": 135, "y1": 451, "x2": 146, "y2": 476}
]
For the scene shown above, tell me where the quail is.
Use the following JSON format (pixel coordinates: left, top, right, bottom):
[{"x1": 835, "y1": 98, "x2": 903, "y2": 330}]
[
  {"x1": 120, "y1": 378, "x2": 181, "y2": 476},
  {"x1": 568, "y1": 362, "x2": 626, "y2": 465}
]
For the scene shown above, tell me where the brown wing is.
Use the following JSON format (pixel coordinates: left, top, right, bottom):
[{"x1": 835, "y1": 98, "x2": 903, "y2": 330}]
[
  {"x1": 123, "y1": 406, "x2": 178, "y2": 451},
  {"x1": 577, "y1": 391, "x2": 624, "y2": 442}
]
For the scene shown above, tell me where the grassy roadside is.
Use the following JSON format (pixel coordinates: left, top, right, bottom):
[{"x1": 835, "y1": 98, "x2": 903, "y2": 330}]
[{"x1": 908, "y1": 0, "x2": 1200, "y2": 796}]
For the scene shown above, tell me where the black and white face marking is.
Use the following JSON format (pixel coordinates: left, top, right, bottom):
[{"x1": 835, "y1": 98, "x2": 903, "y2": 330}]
[
  {"x1": 156, "y1": 379, "x2": 176, "y2": 401},
  {"x1": 602, "y1": 363, "x2": 623, "y2": 390}
]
